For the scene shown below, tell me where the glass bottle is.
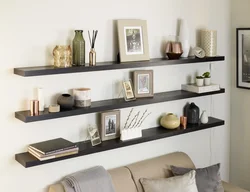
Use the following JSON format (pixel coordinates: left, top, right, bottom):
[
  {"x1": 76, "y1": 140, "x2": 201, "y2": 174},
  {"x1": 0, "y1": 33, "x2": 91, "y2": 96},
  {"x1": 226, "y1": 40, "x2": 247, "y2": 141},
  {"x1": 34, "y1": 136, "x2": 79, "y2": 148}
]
[{"x1": 73, "y1": 30, "x2": 85, "y2": 66}]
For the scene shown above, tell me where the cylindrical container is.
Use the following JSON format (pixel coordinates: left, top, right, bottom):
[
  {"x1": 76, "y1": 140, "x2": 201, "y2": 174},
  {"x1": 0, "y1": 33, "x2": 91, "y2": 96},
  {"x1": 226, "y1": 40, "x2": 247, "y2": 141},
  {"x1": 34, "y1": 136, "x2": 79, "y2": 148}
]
[
  {"x1": 53, "y1": 45, "x2": 72, "y2": 67},
  {"x1": 179, "y1": 19, "x2": 190, "y2": 57},
  {"x1": 73, "y1": 30, "x2": 85, "y2": 66},
  {"x1": 30, "y1": 100, "x2": 39, "y2": 116},
  {"x1": 180, "y1": 116, "x2": 187, "y2": 129},
  {"x1": 73, "y1": 88, "x2": 91, "y2": 107},
  {"x1": 57, "y1": 94, "x2": 74, "y2": 110},
  {"x1": 89, "y1": 49, "x2": 96, "y2": 66},
  {"x1": 37, "y1": 88, "x2": 44, "y2": 111},
  {"x1": 201, "y1": 30, "x2": 217, "y2": 57},
  {"x1": 187, "y1": 102, "x2": 200, "y2": 124}
]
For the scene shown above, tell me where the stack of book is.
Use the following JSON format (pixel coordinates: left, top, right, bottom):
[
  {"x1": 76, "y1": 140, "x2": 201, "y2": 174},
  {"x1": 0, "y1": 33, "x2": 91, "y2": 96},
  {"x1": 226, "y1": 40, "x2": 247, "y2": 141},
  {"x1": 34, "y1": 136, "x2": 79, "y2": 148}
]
[{"x1": 28, "y1": 138, "x2": 79, "y2": 161}]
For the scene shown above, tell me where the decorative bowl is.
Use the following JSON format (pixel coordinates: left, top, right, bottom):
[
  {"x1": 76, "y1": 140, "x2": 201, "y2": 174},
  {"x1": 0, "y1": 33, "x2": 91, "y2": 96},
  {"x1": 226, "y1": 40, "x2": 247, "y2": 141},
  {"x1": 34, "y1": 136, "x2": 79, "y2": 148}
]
[{"x1": 166, "y1": 52, "x2": 183, "y2": 60}]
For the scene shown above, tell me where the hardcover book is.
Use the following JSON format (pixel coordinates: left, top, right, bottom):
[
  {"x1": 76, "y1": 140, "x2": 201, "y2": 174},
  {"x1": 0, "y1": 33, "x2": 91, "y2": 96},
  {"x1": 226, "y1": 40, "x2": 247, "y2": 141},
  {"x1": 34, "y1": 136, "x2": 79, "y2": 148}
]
[{"x1": 28, "y1": 138, "x2": 77, "y2": 155}]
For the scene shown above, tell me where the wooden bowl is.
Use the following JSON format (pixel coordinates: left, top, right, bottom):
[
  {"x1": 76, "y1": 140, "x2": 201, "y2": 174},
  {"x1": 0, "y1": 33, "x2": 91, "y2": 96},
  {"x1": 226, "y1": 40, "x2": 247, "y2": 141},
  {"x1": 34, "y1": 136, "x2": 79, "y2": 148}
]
[{"x1": 166, "y1": 52, "x2": 183, "y2": 60}]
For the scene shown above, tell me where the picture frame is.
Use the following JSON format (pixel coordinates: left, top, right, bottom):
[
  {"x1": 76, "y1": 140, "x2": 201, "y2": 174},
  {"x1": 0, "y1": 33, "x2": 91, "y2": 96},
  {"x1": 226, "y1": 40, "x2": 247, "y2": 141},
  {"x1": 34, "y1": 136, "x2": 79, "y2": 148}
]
[
  {"x1": 237, "y1": 28, "x2": 250, "y2": 89},
  {"x1": 100, "y1": 110, "x2": 120, "y2": 141},
  {"x1": 133, "y1": 70, "x2": 154, "y2": 98},
  {"x1": 117, "y1": 19, "x2": 150, "y2": 62},
  {"x1": 88, "y1": 125, "x2": 101, "y2": 146},
  {"x1": 122, "y1": 79, "x2": 136, "y2": 101}
]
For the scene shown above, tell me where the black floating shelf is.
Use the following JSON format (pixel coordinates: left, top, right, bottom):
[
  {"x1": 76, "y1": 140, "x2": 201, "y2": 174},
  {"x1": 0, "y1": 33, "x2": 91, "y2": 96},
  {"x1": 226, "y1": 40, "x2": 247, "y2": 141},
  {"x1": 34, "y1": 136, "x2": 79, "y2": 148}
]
[
  {"x1": 15, "y1": 89, "x2": 225, "y2": 123},
  {"x1": 15, "y1": 117, "x2": 225, "y2": 168},
  {"x1": 14, "y1": 56, "x2": 225, "y2": 77}
]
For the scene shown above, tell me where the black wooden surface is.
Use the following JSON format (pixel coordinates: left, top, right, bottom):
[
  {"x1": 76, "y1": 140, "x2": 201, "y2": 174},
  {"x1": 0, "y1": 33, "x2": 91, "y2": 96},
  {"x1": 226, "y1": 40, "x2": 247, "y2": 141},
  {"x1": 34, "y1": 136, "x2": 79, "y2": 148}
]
[
  {"x1": 15, "y1": 89, "x2": 225, "y2": 123},
  {"x1": 14, "y1": 56, "x2": 225, "y2": 77},
  {"x1": 15, "y1": 117, "x2": 225, "y2": 168}
]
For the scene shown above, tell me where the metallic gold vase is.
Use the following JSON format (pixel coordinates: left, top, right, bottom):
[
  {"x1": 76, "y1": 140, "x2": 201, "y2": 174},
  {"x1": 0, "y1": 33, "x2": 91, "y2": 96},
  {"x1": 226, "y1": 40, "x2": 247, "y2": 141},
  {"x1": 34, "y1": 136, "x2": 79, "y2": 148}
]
[
  {"x1": 53, "y1": 45, "x2": 72, "y2": 68},
  {"x1": 89, "y1": 49, "x2": 96, "y2": 66}
]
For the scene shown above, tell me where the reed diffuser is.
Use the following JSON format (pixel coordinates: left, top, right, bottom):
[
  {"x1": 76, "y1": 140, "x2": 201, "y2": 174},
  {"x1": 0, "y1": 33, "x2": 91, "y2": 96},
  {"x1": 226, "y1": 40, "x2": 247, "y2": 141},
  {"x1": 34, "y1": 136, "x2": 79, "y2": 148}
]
[{"x1": 88, "y1": 30, "x2": 98, "y2": 66}]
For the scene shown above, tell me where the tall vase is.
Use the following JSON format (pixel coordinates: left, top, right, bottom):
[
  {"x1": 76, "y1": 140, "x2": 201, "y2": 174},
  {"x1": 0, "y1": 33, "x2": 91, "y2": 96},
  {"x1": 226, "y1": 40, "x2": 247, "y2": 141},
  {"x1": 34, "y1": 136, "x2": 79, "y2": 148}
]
[
  {"x1": 73, "y1": 30, "x2": 85, "y2": 66},
  {"x1": 187, "y1": 102, "x2": 200, "y2": 124},
  {"x1": 179, "y1": 19, "x2": 190, "y2": 58}
]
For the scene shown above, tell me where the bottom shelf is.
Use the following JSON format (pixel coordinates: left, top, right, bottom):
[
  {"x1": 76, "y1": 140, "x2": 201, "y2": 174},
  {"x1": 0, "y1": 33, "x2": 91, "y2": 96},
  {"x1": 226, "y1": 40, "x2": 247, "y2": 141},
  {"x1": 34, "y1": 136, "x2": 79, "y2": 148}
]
[{"x1": 15, "y1": 117, "x2": 225, "y2": 168}]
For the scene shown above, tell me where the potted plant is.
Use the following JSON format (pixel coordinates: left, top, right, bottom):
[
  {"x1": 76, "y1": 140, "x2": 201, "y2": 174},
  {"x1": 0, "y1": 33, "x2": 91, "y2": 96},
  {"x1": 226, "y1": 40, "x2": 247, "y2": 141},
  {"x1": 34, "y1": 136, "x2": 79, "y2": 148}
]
[
  {"x1": 202, "y1": 72, "x2": 211, "y2": 86},
  {"x1": 196, "y1": 76, "x2": 204, "y2": 87}
]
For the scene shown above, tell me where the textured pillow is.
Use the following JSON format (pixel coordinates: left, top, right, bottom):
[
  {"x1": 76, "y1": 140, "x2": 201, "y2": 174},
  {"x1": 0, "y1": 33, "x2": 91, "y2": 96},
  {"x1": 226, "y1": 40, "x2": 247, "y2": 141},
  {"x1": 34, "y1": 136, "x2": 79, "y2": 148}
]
[
  {"x1": 140, "y1": 170, "x2": 198, "y2": 192},
  {"x1": 171, "y1": 164, "x2": 224, "y2": 192}
]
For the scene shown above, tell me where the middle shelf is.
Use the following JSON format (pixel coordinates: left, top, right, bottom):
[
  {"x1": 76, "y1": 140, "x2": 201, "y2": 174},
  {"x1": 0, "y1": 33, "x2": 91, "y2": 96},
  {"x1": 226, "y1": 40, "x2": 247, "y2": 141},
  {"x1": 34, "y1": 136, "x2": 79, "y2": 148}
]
[{"x1": 15, "y1": 89, "x2": 225, "y2": 123}]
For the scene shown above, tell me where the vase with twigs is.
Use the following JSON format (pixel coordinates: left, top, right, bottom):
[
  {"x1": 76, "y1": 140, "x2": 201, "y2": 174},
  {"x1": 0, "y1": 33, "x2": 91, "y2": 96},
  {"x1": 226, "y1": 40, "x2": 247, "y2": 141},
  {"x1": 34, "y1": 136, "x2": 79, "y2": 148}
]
[{"x1": 88, "y1": 30, "x2": 98, "y2": 66}]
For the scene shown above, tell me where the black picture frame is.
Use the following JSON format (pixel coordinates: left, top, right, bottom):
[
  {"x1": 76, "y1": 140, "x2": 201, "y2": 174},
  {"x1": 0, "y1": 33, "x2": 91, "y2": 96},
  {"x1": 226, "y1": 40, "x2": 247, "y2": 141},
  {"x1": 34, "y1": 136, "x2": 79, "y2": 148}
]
[{"x1": 237, "y1": 28, "x2": 250, "y2": 89}]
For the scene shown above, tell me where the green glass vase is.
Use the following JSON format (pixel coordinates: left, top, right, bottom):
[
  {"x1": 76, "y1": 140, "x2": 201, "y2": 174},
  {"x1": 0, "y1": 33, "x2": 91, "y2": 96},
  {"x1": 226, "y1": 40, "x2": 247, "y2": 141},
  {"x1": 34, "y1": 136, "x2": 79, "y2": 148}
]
[{"x1": 73, "y1": 30, "x2": 85, "y2": 66}]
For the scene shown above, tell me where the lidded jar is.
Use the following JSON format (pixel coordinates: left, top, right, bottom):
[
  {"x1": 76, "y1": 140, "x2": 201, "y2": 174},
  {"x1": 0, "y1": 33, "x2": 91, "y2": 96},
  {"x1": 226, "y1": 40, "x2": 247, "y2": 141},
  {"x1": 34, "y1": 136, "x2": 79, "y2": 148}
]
[
  {"x1": 53, "y1": 45, "x2": 72, "y2": 68},
  {"x1": 73, "y1": 30, "x2": 85, "y2": 66}
]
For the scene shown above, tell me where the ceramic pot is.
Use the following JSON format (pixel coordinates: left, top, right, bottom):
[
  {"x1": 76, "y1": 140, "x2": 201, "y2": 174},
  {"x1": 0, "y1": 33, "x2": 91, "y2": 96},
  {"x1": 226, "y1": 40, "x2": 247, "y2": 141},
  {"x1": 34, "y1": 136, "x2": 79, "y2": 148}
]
[
  {"x1": 187, "y1": 103, "x2": 200, "y2": 124},
  {"x1": 160, "y1": 113, "x2": 180, "y2": 129},
  {"x1": 196, "y1": 78, "x2": 204, "y2": 87},
  {"x1": 200, "y1": 110, "x2": 209, "y2": 124},
  {"x1": 57, "y1": 94, "x2": 74, "y2": 110},
  {"x1": 204, "y1": 78, "x2": 211, "y2": 86}
]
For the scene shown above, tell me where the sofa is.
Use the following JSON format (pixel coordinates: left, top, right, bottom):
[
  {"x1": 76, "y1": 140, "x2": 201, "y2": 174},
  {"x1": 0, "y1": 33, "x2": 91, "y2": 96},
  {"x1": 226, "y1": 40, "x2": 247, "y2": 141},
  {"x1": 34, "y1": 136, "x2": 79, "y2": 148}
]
[{"x1": 49, "y1": 152, "x2": 248, "y2": 192}]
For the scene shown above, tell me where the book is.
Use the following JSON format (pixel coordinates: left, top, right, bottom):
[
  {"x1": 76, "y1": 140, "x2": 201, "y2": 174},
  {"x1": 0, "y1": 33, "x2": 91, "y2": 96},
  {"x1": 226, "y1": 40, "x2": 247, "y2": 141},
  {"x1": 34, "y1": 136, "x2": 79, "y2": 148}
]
[
  {"x1": 28, "y1": 138, "x2": 77, "y2": 155},
  {"x1": 181, "y1": 84, "x2": 220, "y2": 94},
  {"x1": 28, "y1": 148, "x2": 79, "y2": 161}
]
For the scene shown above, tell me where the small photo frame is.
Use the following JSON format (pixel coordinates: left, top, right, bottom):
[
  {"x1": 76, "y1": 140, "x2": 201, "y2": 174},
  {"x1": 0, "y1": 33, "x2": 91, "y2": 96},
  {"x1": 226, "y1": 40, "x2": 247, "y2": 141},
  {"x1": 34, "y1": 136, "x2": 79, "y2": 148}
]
[
  {"x1": 237, "y1": 28, "x2": 250, "y2": 89},
  {"x1": 117, "y1": 19, "x2": 150, "y2": 62},
  {"x1": 100, "y1": 110, "x2": 120, "y2": 141},
  {"x1": 133, "y1": 70, "x2": 154, "y2": 98},
  {"x1": 88, "y1": 125, "x2": 101, "y2": 146},
  {"x1": 122, "y1": 80, "x2": 136, "y2": 101}
]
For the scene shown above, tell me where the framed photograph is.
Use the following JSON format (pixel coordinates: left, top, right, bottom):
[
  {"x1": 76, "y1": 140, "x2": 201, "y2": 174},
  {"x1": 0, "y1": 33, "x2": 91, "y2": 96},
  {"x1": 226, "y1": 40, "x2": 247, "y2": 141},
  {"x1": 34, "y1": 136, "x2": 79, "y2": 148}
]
[
  {"x1": 122, "y1": 79, "x2": 136, "y2": 101},
  {"x1": 88, "y1": 125, "x2": 101, "y2": 146},
  {"x1": 117, "y1": 19, "x2": 150, "y2": 62},
  {"x1": 237, "y1": 28, "x2": 250, "y2": 89},
  {"x1": 133, "y1": 70, "x2": 154, "y2": 98},
  {"x1": 100, "y1": 110, "x2": 120, "y2": 141}
]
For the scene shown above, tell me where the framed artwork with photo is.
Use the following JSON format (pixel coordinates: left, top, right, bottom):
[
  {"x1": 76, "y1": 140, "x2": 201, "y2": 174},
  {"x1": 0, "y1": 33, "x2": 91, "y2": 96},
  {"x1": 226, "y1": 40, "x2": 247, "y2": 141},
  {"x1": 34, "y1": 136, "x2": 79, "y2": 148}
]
[
  {"x1": 237, "y1": 28, "x2": 250, "y2": 89},
  {"x1": 100, "y1": 110, "x2": 120, "y2": 141},
  {"x1": 117, "y1": 19, "x2": 150, "y2": 62},
  {"x1": 122, "y1": 79, "x2": 136, "y2": 101},
  {"x1": 133, "y1": 70, "x2": 154, "y2": 98}
]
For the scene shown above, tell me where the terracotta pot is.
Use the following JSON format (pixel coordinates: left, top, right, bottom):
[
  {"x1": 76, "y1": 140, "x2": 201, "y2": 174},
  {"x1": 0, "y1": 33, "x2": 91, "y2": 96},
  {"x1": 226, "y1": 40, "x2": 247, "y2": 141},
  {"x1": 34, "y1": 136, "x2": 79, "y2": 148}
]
[{"x1": 160, "y1": 113, "x2": 180, "y2": 129}]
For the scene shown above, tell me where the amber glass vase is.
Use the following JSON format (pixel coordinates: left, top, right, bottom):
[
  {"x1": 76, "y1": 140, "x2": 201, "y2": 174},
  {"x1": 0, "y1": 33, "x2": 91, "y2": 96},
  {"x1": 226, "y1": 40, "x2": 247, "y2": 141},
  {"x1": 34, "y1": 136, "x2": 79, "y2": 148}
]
[
  {"x1": 73, "y1": 30, "x2": 85, "y2": 66},
  {"x1": 53, "y1": 45, "x2": 72, "y2": 68}
]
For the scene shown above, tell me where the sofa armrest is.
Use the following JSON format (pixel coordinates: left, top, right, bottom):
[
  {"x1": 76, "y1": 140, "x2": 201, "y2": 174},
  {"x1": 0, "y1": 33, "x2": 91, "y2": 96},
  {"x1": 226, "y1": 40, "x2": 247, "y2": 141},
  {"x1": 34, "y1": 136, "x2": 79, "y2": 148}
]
[
  {"x1": 222, "y1": 181, "x2": 249, "y2": 192},
  {"x1": 48, "y1": 184, "x2": 65, "y2": 192}
]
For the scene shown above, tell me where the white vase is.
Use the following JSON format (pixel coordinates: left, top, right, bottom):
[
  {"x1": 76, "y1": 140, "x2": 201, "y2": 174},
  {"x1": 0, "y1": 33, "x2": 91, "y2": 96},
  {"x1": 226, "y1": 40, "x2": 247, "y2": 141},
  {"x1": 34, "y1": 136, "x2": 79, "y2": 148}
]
[
  {"x1": 179, "y1": 19, "x2": 190, "y2": 57},
  {"x1": 204, "y1": 78, "x2": 211, "y2": 86},
  {"x1": 200, "y1": 110, "x2": 209, "y2": 124},
  {"x1": 37, "y1": 88, "x2": 44, "y2": 111},
  {"x1": 201, "y1": 30, "x2": 217, "y2": 57},
  {"x1": 196, "y1": 78, "x2": 204, "y2": 87}
]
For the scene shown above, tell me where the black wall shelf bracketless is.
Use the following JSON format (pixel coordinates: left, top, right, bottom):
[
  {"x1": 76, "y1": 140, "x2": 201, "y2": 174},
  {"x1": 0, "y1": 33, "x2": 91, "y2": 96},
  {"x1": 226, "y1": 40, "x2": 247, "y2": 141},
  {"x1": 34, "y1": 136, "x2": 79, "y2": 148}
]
[
  {"x1": 15, "y1": 117, "x2": 225, "y2": 168},
  {"x1": 14, "y1": 56, "x2": 225, "y2": 77},
  {"x1": 15, "y1": 89, "x2": 225, "y2": 123}
]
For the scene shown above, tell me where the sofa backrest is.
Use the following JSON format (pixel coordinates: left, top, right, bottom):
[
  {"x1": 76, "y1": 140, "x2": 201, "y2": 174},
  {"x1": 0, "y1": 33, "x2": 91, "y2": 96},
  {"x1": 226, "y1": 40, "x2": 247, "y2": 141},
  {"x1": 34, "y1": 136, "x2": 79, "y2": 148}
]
[
  {"x1": 126, "y1": 152, "x2": 195, "y2": 192},
  {"x1": 49, "y1": 152, "x2": 195, "y2": 192}
]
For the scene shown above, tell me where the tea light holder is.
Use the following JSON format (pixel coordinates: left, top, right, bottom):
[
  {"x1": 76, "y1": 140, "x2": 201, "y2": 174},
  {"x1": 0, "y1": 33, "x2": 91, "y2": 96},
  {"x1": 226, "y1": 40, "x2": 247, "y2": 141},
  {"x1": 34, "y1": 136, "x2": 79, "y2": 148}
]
[{"x1": 73, "y1": 88, "x2": 91, "y2": 107}]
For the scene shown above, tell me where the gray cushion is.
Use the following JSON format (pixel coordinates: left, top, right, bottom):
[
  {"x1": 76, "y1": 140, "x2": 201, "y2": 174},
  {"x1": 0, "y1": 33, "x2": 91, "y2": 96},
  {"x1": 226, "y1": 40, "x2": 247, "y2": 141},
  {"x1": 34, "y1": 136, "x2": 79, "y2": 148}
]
[{"x1": 171, "y1": 164, "x2": 224, "y2": 192}]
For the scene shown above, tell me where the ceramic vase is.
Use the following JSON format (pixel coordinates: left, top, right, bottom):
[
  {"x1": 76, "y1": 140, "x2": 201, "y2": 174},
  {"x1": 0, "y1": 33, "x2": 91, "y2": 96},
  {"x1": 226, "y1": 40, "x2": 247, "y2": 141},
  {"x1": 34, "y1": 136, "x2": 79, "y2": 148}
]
[
  {"x1": 204, "y1": 78, "x2": 211, "y2": 86},
  {"x1": 187, "y1": 103, "x2": 200, "y2": 124},
  {"x1": 57, "y1": 94, "x2": 74, "y2": 110},
  {"x1": 201, "y1": 30, "x2": 217, "y2": 57},
  {"x1": 179, "y1": 19, "x2": 190, "y2": 57},
  {"x1": 200, "y1": 110, "x2": 209, "y2": 124},
  {"x1": 160, "y1": 113, "x2": 180, "y2": 129},
  {"x1": 37, "y1": 87, "x2": 44, "y2": 112}
]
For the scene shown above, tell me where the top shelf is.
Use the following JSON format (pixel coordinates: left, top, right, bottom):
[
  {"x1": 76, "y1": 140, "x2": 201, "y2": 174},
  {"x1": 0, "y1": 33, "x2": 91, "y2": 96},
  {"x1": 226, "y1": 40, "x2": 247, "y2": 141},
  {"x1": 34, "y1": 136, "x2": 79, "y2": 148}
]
[{"x1": 14, "y1": 56, "x2": 225, "y2": 77}]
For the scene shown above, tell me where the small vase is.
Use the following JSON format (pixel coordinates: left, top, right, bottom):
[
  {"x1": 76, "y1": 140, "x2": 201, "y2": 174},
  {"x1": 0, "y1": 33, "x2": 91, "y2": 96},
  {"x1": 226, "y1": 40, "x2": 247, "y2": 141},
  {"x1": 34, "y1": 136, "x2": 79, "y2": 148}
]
[
  {"x1": 204, "y1": 78, "x2": 211, "y2": 86},
  {"x1": 57, "y1": 94, "x2": 74, "y2": 110},
  {"x1": 187, "y1": 103, "x2": 200, "y2": 124},
  {"x1": 179, "y1": 19, "x2": 190, "y2": 58},
  {"x1": 160, "y1": 113, "x2": 180, "y2": 129},
  {"x1": 73, "y1": 30, "x2": 85, "y2": 66},
  {"x1": 200, "y1": 110, "x2": 209, "y2": 124},
  {"x1": 53, "y1": 45, "x2": 72, "y2": 68},
  {"x1": 196, "y1": 78, "x2": 204, "y2": 87}
]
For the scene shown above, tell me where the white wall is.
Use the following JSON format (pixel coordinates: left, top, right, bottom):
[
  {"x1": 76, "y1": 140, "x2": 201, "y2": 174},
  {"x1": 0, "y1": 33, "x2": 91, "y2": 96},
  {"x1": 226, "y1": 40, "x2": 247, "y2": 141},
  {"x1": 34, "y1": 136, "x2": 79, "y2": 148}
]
[
  {"x1": 231, "y1": 0, "x2": 250, "y2": 189},
  {"x1": 0, "y1": 0, "x2": 231, "y2": 191}
]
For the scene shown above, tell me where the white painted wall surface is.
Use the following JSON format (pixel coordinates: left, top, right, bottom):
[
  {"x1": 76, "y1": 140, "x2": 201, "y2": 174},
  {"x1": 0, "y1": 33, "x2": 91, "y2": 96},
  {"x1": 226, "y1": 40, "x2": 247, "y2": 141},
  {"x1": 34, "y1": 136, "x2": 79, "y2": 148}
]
[
  {"x1": 0, "y1": 0, "x2": 230, "y2": 191},
  {"x1": 231, "y1": 0, "x2": 250, "y2": 189}
]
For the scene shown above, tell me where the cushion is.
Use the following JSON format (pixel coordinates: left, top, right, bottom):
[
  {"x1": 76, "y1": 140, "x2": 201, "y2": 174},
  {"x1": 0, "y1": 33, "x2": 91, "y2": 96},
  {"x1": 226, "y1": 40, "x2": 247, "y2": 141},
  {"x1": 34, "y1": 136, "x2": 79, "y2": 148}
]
[
  {"x1": 171, "y1": 164, "x2": 224, "y2": 192},
  {"x1": 140, "y1": 170, "x2": 198, "y2": 192}
]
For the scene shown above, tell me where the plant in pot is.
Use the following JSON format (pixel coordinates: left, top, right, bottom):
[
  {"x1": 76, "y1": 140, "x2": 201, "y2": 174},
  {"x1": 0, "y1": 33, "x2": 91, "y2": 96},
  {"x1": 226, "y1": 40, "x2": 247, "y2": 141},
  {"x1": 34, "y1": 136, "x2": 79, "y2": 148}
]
[
  {"x1": 196, "y1": 76, "x2": 204, "y2": 87},
  {"x1": 202, "y1": 72, "x2": 211, "y2": 86}
]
